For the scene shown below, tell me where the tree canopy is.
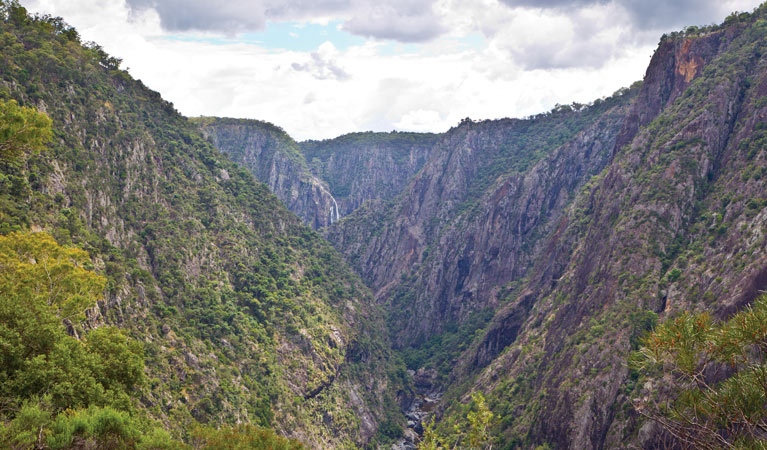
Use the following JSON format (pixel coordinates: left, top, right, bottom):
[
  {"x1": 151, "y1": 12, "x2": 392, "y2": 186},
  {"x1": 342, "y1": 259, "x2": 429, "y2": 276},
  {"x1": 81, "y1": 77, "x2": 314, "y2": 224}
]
[
  {"x1": 0, "y1": 99, "x2": 52, "y2": 163},
  {"x1": 632, "y1": 295, "x2": 767, "y2": 449}
]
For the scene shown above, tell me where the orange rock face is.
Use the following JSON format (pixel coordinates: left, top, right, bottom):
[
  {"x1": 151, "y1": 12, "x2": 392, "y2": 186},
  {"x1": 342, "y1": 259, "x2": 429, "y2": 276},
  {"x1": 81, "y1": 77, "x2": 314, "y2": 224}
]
[{"x1": 676, "y1": 39, "x2": 704, "y2": 83}]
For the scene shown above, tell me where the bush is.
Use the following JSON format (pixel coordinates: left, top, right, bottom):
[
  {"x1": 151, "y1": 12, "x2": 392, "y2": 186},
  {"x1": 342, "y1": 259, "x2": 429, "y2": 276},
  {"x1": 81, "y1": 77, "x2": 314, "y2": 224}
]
[{"x1": 631, "y1": 294, "x2": 767, "y2": 449}]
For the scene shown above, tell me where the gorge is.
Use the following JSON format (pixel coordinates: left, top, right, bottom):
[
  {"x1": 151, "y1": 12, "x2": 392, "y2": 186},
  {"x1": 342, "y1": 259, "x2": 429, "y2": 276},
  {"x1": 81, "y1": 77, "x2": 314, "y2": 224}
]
[{"x1": 2, "y1": 1, "x2": 767, "y2": 449}]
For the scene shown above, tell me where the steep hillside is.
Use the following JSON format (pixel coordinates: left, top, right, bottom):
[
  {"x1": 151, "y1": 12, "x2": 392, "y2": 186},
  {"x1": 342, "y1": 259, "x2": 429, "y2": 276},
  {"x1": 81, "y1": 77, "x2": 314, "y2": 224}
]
[
  {"x1": 0, "y1": 5, "x2": 403, "y2": 449},
  {"x1": 326, "y1": 91, "x2": 637, "y2": 350},
  {"x1": 435, "y1": 8, "x2": 767, "y2": 449},
  {"x1": 196, "y1": 118, "x2": 341, "y2": 229},
  {"x1": 197, "y1": 117, "x2": 438, "y2": 229},
  {"x1": 9, "y1": 0, "x2": 767, "y2": 448},
  {"x1": 301, "y1": 131, "x2": 438, "y2": 216}
]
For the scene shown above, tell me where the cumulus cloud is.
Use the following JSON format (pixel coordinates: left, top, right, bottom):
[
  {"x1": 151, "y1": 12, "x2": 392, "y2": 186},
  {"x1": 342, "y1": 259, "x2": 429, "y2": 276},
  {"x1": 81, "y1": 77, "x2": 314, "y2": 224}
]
[
  {"x1": 125, "y1": 0, "x2": 445, "y2": 42},
  {"x1": 342, "y1": 0, "x2": 445, "y2": 42},
  {"x1": 291, "y1": 42, "x2": 350, "y2": 80},
  {"x1": 126, "y1": 0, "x2": 267, "y2": 33},
  {"x1": 18, "y1": 0, "x2": 766, "y2": 140},
  {"x1": 499, "y1": 0, "x2": 746, "y2": 30},
  {"x1": 484, "y1": 5, "x2": 634, "y2": 70},
  {"x1": 457, "y1": 0, "x2": 763, "y2": 71}
]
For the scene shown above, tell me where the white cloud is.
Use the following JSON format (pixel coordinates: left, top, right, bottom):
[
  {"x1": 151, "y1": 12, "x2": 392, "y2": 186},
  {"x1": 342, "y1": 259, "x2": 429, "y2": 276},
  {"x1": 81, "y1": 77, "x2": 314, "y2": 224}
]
[
  {"x1": 342, "y1": 0, "x2": 445, "y2": 42},
  {"x1": 123, "y1": 0, "x2": 446, "y2": 42},
  {"x1": 395, "y1": 109, "x2": 444, "y2": 131},
  {"x1": 291, "y1": 41, "x2": 350, "y2": 81},
  {"x1": 17, "y1": 0, "x2": 766, "y2": 141}
]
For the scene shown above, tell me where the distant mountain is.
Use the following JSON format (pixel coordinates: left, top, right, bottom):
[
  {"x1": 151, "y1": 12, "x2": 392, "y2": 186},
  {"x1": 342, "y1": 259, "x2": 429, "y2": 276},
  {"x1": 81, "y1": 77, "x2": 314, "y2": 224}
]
[
  {"x1": 300, "y1": 131, "x2": 439, "y2": 217},
  {"x1": 196, "y1": 117, "x2": 341, "y2": 229},
  {"x1": 198, "y1": 117, "x2": 438, "y2": 229}
]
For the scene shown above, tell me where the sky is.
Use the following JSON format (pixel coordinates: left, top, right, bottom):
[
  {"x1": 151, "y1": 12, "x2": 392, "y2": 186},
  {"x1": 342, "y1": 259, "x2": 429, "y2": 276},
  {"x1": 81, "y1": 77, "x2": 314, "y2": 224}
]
[{"x1": 20, "y1": 0, "x2": 766, "y2": 141}]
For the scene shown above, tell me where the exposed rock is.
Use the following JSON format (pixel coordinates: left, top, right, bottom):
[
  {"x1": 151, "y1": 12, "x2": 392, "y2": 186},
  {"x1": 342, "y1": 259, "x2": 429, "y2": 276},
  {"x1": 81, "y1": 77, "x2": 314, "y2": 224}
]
[
  {"x1": 198, "y1": 118, "x2": 340, "y2": 228},
  {"x1": 301, "y1": 132, "x2": 438, "y2": 216},
  {"x1": 326, "y1": 93, "x2": 634, "y2": 347},
  {"x1": 198, "y1": 120, "x2": 437, "y2": 230},
  {"x1": 413, "y1": 368, "x2": 437, "y2": 392}
]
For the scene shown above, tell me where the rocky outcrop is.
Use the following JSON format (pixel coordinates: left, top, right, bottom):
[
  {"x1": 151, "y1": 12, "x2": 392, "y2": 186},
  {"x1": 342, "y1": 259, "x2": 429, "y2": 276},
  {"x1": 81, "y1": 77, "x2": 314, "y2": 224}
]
[
  {"x1": 443, "y1": 13, "x2": 767, "y2": 449},
  {"x1": 198, "y1": 118, "x2": 341, "y2": 228},
  {"x1": 198, "y1": 120, "x2": 437, "y2": 230},
  {"x1": 326, "y1": 94, "x2": 635, "y2": 347},
  {"x1": 301, "y1": 132, "x2": 438, "y2": 216},
  {"x1": 614, "y1": 26, "x2": 741, "y2": 152}
]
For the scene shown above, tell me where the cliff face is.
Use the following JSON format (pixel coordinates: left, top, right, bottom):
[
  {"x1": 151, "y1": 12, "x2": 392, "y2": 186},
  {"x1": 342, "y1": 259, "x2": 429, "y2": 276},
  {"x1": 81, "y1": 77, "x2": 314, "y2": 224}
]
[
  {"x1": 198, "y1": 119, "x2": 437, "y2": 230},
  {"x1": 0, "y1": 13, "x2": 400, "y2": 449},
  {"x1": 442, "y1": 14, "x2": 767, "y2": 449},
  {"x1": 198, "y1": 118, "x2": 341, "y2": 229},
  {"x1": 301, "y1": 132, "x2": 438, "y2": 216},
  {"x1": 614, "y1": 28, "x2": 736, "y2": 152},
  {"x1": 318, "y1": 10, "x2": 767, "y2": 449},
  {"x1": 325, "y1": 93, "x2": 636, "y2": 347}
]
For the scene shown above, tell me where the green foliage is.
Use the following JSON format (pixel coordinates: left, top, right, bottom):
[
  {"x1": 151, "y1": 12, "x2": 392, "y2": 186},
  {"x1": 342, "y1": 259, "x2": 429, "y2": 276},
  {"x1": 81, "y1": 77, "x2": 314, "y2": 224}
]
[
  {"x1": 0, "y1": 231, "x2": 143, "y2": 411},
  {"x1": 401, "y1": 308, "x2": 493, "y2": 378},
  {"x1": 0, "y1": 230, "x2": 104, "y2": 324},
  {"x1": 418, "y1": 417, "x2": 443, "y2": 450},
  {"x1": 47, "y1": 406, "x2": 154, "y2": 450},
  {"x1": 1, "y1": 400, "x2": 185, "y2": 450},
  {"x1": 417, "y1": 393, "x2": 495, "y2": 450},
  {"x1": 632, "y1": 294, "x2": 767, "y2": 449},
  {"x1": 0, "y1": 231, "x2": 183, "y2": 449},
  {"x1": 0, "y1": 98, "x2": 51, "y2": 163},
  {"x1": 628, "y1": 309, "x2": 658, "y2": 351},
  {"x1": 191, "y1": 424, "x2": 305, "y2": 450},
  {"x1": 453, "y1": 88, "x2": 637, "y2": 217},
  {"x1": 0, "y1": 3, "x2": 399, "y2": 446}
]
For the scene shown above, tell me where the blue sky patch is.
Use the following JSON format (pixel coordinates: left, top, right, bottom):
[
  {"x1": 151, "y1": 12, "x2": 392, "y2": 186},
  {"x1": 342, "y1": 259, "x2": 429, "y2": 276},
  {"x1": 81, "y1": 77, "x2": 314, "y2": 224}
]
[{"x1": 162, "y1": 20, "x2": 367, "y2": 52}]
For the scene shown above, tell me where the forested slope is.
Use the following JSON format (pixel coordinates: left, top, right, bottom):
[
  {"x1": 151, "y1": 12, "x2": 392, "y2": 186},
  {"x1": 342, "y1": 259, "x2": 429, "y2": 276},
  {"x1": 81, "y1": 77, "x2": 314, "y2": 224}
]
[{"x1": 0, "y1": 3, "x2": 404, "y2": 448}]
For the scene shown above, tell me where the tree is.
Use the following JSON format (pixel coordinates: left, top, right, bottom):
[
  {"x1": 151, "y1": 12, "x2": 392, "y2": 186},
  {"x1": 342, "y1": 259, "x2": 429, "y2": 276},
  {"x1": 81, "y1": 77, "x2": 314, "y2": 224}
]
[
  {"x1": 464, "y1": 393, "x2": 494, "y2": 449},
  {"x1": 419, "y1": 417, "x2": 444, "y2": 450},
  {"x1": 631, "y1": 294, "x2": 767, "y2": 449},
  {"x1": 0, "y1": 99, "x2": 52, "y2": 164},
  {"x1": 0, "y1": 232, "x2": 157, "y2": 448},
  {"x1": 191, "y1": 424, "x2": 305, "y2": 450},
  {"x1": 0, "y1": 231, "x2": 144, "y2": 411},
  {"x1": 417, "y1": 392, "x2": 495, "y2": 450},
  {"x1": 0, "y1": 230, "x2": 104, "y2": 326}
]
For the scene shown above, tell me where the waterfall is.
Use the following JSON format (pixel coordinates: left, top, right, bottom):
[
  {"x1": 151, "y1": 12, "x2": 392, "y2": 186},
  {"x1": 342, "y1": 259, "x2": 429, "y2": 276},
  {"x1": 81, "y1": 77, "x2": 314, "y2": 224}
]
[{"x1": 330, "y1": 195, "x2": 340, "y2": 224}]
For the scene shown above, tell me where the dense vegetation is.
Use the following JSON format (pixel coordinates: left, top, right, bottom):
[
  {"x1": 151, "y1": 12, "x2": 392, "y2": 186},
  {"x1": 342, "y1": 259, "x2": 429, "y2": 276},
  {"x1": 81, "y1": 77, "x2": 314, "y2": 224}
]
[
  {"x1": 0, "y1": 76, "x2": 307, "y2": 450},
  {"x1": 7, "y1": 0, "x2": 767, "y2": 448},
  {"x1": 400, "y1": 309, "x2": 494, "y2": 382},
  {"x1": 632, "y1": 294, "x2": 767, "y2": 449},
  {"x1": 0, "y1": 1, "x2": 402, "y2": 448},
  {"x1": 450, "y1": 90, "x2": 639, "y2": 217},
  {"x1": 417, "y1": 393, "x2": 495, "y2": 450}
]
